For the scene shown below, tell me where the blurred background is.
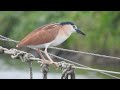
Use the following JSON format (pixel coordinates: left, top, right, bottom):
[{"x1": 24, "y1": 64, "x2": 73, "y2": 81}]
[{"x1": 0, "y1": 11, "x2": 120, "y2": 79}]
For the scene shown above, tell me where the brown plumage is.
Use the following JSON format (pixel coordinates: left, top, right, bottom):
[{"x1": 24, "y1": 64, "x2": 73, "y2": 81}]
[{"x1": 16, "y1": 23, "x2": 61, "y2": 48}]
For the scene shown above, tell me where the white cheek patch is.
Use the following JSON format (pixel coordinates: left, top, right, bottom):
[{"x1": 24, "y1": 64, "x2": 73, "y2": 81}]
[
  {"x1": 70, "y1": 26, "x2": 76, "y2": 32},
  {"x1": 72, "y1": 28, "x2": 76, "y2": 32}
]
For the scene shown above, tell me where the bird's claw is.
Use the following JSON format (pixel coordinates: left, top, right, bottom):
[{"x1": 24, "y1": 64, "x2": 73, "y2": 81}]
[
  {"x1": 52, "y1": 62, "x2": 59, "y2": 69},
  {"x1": 38, "y1": 60, "x2": 58, "y2": 69}
]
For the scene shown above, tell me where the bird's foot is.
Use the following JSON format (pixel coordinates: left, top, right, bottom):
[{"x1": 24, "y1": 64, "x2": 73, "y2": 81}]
[
  {"x1": 38, "y1": 59, "x2": 48, "y2": 64},
  {"x1": 51, "y1": 61, "x2": 59, "y2": 69},
  {"x1": 38, "y1": 60, "x2": 58, "y2": 69}
]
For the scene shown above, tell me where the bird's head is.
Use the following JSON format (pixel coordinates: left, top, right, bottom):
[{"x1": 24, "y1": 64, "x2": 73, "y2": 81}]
[{"x1": 60, "y1": 22, "x2": 85, "y2": 36}]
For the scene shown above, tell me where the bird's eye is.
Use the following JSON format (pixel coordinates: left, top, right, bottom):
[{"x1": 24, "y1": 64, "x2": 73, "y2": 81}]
[{"x1": 73, "y1": 25, "x2": 77, "y2": 29}]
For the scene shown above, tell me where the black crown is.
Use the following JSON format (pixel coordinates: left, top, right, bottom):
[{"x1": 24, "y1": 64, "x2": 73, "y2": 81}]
[{"x1": 60, "y1": 22, "x2": 75, "y2": 26}]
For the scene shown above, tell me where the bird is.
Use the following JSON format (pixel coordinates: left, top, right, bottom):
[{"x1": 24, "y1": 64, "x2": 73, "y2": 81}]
[{"x1": 16, "y1": 22, "x2": 85, "y2": 64}]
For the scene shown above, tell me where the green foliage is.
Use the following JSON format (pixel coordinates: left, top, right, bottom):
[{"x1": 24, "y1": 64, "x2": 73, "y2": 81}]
[{"x1": 0, "y1": 11, "x2": 120, "y2": 55}]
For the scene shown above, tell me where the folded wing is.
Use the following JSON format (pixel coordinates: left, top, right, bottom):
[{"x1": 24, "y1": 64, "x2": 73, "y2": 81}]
[{"x1": 16, "y1": 23, "x2": 61, "y2": 48}]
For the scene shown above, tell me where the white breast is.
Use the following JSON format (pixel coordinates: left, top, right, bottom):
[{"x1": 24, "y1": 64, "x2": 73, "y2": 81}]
[{"x1": 50, "y1": 29, "x2": 72, "y2": 47}]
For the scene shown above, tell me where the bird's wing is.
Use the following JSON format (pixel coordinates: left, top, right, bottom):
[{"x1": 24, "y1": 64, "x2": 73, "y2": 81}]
[{"x1": 16, "y1": 23, "x2": 61, "y2": 48}]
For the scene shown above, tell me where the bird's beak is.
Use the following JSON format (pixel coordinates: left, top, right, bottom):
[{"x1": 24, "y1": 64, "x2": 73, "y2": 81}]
[{"x1": 76, "y1": 28, "x2": 85, "y2": 36}]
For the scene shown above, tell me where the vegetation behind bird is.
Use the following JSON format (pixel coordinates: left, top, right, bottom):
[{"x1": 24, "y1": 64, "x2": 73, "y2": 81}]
[{"x1": 0, "y1": 11, "x2": 120, "y2": 66}]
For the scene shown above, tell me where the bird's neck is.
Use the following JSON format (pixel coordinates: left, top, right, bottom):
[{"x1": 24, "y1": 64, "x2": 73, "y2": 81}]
[{"x1": 62, "y1": 27, "x2": 74, "y2": 37}]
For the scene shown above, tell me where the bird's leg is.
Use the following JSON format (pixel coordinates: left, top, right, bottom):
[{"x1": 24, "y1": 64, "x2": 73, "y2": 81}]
[
  {"x1": 44, "y1": 47, "x2": 58, "y2": 68},
  {"x1": 44, "y1": 47, "x2": 54, "y2": 63},
  {"x1": 37, "y1": 48, "x2": 46, "y2": 61},
  {"x1": 37, "y1": 48, "x2": 49, "y2": 64}
]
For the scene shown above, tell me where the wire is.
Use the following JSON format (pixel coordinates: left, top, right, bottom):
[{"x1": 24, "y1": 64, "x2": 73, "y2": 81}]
[
  {"x1": 74, "y1": 66, "x2": 120, "y2": 74},
  {"x1": 49, "y1": 47, "x2": 120, "y2": 60},
  {"x1": 0, "y1": 35, "x2": 19, "y2": 43}
]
